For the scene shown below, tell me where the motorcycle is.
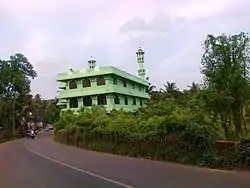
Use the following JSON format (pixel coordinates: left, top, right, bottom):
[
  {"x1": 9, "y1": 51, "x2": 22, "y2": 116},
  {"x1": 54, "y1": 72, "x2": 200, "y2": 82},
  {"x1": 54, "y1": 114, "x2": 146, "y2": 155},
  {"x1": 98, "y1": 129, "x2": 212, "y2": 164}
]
[
  {"x1": 30, "y1": 130, "x2": 35, "y2": 139},
  {"x1": 27, "y1": 129, "x2": 35, "y2": 139}
]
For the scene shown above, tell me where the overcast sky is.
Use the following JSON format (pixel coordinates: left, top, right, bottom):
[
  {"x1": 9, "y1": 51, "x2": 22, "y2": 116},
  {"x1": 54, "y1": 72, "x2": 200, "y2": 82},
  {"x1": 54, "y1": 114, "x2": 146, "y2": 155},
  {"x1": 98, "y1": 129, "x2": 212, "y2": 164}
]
[{"x1": 1, "y1": 0, "x2": 250, "y2": 99}]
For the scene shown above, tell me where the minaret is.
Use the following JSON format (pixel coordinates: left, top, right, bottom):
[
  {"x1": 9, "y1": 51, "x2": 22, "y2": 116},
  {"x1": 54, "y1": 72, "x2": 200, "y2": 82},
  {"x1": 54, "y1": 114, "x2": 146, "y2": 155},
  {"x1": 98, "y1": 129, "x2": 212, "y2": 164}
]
[
  {"x1": 88, "y1": 56, "x2": 96, "y2": 69},
  {"x1": 136, "y1": 47, "x2": 146, "y2": 79}
]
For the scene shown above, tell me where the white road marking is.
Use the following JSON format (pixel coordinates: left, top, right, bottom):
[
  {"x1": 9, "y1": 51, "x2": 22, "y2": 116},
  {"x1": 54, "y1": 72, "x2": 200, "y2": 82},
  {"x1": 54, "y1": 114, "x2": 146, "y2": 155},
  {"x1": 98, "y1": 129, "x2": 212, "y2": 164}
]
[{"x1": 24, "y1": 143, "x2": 136, "y2": 188}]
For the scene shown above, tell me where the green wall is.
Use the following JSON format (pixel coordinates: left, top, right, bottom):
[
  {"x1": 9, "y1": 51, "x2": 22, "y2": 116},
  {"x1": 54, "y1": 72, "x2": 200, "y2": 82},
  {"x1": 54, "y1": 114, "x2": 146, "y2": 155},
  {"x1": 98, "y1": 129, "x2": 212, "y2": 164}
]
[{"x1": 57, "y1": 66, "x2": 149, "y2": 112}]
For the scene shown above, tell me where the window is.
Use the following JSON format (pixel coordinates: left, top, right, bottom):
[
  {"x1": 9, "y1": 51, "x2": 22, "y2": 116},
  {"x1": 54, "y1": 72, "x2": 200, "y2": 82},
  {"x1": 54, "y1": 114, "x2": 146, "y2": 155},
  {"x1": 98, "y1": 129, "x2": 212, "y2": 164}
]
[
  {"x1": 123, "y1": 81, "x2": 127, "y2": 87},
  {"x1": 97, "y1": 94, "x2": 107, "y2": 105},
  {"x1": 97, "y1": 76, "x2": 106, "y2": 86},
  {"x1": 83, "y1": 96, "x2": 92, "y2": 106},
  {"x1": 82, "y1": 78, "x2": 91, "y2": 87},
  {"x1": 132, "y1": 83, "x2": 135, "y2": 89},
  {"x1": 69, "y1": 80, "x2": 77, "y2": 89},
  {"x1": 139, "y1": 85, "x2": 142, "y2": 91},
  {"x1": 140, "y1": 99, "x2": 143, "y2": 106},
  {"x1": 132, "y1": 98, "x2": 136, "y2": 105},
  {"x1": 69, "y1": 98, "x2": 78, "y2": 108},
  {"x1": 124, "y1": 97, "x2": 128, "y2": 105},
  {"x1": 114, "y1": 95, "x2": 120, "y2": 104},
  {"x1": 113, "y1": 78, "x2": 117, "y2": 85}
]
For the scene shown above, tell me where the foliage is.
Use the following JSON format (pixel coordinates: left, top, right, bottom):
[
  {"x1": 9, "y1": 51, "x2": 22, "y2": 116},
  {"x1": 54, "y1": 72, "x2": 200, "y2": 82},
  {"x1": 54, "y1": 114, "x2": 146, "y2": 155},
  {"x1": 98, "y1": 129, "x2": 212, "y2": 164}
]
[
  {"x1": 54, "y1": 103, "x2": 218, "y2": 166},
  {"x1": 0, "y1": 53, "x2": 37, "y2": 134},
  {"x1": 55, "y1": 102, "x2": 250, "y2": 169},
  {"x1": 22, "y1": 95, "x2": 61, "y2": 125},
  {"x1": 201, "y1": 32, "x2": 250, "y2": 136},
  {"x1": 218, "y1": 139, "x2": 250, "y2": 170},
  {"x1": 0, "y1": 53, "x2": 60, "y2": 141},
  {"x1": 44, "y1": 98, "x2": 61, "y2": 124}
]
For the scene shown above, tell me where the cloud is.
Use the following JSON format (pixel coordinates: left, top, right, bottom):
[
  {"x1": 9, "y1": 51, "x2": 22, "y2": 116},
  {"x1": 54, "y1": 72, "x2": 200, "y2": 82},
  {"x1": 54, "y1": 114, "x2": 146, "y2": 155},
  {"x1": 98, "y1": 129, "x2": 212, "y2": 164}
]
[
  {"x1": 120, "y1": 13, "x2": 177, "y2": 34},
  {"x1": 0, "y1": 0, "x2": 250, "y2": 99}
]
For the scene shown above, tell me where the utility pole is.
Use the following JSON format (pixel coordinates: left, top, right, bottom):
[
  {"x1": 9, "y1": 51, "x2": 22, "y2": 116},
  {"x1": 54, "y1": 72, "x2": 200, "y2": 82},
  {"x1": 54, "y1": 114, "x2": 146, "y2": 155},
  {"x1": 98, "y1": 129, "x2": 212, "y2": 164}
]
[
  {"x1": 12, "y1": 77, "x2": 16, "y2": 135},
  {"x1": 12, "y1": 96, "x2": 16, "y2": 135}
]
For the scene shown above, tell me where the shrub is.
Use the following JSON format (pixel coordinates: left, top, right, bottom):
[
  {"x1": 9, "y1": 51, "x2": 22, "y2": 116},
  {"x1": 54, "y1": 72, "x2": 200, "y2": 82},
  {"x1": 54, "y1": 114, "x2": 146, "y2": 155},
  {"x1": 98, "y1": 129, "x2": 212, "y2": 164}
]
[
  {"x1": 221, "y1": 139, "x2": 250, "y2": 170},
  {"x1": 54, "y1": 104, "x2": 249, "y2": 170},
  {"x1": 54, "y1": 106, "x2": 218, "y2": 166}
]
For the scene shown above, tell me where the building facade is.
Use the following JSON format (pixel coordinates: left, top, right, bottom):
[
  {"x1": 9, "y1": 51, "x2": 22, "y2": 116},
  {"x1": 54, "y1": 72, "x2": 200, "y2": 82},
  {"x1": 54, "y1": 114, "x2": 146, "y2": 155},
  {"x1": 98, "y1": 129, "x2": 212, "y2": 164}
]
[{"x1": 56, "y1": 47, "x2": 149, "y2": 112}]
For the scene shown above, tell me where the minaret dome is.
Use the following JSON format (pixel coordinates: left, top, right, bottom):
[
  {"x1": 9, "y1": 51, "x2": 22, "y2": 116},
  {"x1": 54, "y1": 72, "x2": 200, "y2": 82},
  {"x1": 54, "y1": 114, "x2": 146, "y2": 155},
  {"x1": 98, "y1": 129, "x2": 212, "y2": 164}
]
[{"x1": 88, "y1": 56, "x2": 96, "y2": 69}]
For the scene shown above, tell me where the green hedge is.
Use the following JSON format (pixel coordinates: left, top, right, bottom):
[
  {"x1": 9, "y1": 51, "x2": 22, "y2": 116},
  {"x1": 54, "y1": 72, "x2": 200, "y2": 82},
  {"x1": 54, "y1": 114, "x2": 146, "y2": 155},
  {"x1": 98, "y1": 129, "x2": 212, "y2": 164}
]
[
  {"x1": 54, "y1": 107, "x2": 250, "y2": 170},
  {"x1": 54, "y1": 128, "x2": 250, "y2": 169},
  {"x1": 219, "y1": 139, "x2": 250, "y2": 170},
  {"x1": 54, "y1": 121, "x2": 217, "y2": 166}
]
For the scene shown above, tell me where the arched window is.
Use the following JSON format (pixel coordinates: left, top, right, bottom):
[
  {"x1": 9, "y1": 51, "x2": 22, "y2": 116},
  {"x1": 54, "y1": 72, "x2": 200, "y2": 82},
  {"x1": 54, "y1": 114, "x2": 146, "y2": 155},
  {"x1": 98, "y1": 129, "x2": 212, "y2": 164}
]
[
  {"x1": 124, "y1": 96, "x2": 128, "y2": 105},
  {"x1": 132, "y1": 98, "x2": 136, "y2": 105},
  {"x1": 97, "y1": 94, "x2": 107, "y2": 105},
  {"x1": 113, "y1": 77, "x2": 117, "y2": 85},
  {"x1": 140, "y1": 99, "x2": 143, "y2": 106},
  {"x1": 83, "y1": 96, "x2": 92, "y2": 106},
  {"x1": 97, "y1": 76, "x2": 106, "y2": 86},
  {"x1": 69, "y1": 98, "x2": 78, "y2": 108},
  {"x1": 69, "y1": 80, "x2": 77, "y2": 89},
  {"x1": 132, "y1": 83, "x2": 135, "y2": 89},
  {"x1": 139, "y1": 85, "x2": 142, "y2": 91},
  {"x1": 114, "y1": 95, "x2": 120, "y2": 104},
  {"x1": 82, "y1": 78, "x2": 91, "y2": 87}
]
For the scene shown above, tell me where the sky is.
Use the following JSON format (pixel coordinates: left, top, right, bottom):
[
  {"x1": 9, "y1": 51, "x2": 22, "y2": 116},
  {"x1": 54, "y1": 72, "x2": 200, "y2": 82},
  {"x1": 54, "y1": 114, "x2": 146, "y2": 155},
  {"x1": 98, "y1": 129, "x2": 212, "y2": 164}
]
[{"x1": 0, "y1": 0, "x2": 250, "y2": 99}]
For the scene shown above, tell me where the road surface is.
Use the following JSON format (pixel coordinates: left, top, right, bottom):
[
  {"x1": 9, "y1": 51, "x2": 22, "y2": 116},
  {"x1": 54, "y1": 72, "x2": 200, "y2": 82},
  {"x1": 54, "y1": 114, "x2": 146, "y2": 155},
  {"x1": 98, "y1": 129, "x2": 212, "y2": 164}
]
[{"x1": 0, "y1": 132, "x2": 249, "y2": 188}]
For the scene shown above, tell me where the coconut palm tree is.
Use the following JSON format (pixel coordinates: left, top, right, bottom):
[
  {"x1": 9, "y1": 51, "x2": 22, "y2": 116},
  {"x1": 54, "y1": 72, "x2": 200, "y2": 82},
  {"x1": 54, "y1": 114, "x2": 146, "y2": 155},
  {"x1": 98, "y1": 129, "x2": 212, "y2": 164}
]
[
  {"x1": 188, "y1": 82, "x2": 200, "y2": 93},
  {"x1": 161, "y1": 81, "x2": 179, "y2": 94}
]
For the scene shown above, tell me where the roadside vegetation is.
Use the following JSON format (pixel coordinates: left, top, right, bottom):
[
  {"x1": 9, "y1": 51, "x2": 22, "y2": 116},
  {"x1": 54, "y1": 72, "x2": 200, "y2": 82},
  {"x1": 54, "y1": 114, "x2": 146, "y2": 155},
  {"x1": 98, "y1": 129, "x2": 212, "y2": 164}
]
[
  {"x1": 0, "y1": 54, "x2": 60, "y2": 142},
  {"x1": 54, "y1": 32, "x2": 250, "y2": 170}
]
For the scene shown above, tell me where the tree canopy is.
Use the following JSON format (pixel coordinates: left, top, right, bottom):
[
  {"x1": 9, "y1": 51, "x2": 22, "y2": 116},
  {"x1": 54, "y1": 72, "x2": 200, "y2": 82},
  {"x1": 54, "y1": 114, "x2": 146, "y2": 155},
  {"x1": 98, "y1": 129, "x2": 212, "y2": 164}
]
[
  {"x1": 201, "y1": 32, "x2": 250, "y2": 136},
  {"x1": 0, "y1": 53, "x2": 37, "y2": 133}
]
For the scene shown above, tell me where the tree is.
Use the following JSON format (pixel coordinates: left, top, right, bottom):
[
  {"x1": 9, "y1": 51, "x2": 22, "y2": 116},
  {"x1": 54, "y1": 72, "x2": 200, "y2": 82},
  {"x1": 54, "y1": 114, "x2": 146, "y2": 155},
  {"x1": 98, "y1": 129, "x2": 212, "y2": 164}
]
[
  {"x1": 201, "y1": 32, "x2": 250, "y2": 136},
  {"x1": 148, "y1": 84, "x2": 156, "y2": 94},
  {"x1": 161, "y1": 81, "x2": 179, "y2": 94},
  {"x1": 44, "y1": 98, "x2": 60, "y2": 124},
  {"x1": 0, "y1": 53, "x2": 37, "y2": 134},
  {"x1": 188, "y1": 82, "x2": 200, "y2": 93}
]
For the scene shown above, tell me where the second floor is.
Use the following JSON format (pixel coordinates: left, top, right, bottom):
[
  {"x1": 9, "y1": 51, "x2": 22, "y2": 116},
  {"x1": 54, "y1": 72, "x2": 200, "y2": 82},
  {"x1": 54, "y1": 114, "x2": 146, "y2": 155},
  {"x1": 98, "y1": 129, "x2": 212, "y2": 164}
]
[{"x1": 57, "y1": 73, "x2": 149, "y2": 99}]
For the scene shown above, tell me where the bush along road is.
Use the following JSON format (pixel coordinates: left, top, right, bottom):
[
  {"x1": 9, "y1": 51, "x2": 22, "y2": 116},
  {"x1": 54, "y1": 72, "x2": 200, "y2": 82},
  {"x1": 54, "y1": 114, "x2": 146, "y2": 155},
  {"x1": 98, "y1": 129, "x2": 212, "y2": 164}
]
[{"x1": 54, "y1": 108, "x2": 250, "y2": 171}]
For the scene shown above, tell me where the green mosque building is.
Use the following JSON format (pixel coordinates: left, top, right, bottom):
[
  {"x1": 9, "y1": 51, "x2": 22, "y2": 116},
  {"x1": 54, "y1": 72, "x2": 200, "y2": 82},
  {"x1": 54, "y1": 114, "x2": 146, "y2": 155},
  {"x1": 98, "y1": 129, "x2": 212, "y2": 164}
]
[{"x1": 56, "y1": 47, "x2": 149, "y2": 112}]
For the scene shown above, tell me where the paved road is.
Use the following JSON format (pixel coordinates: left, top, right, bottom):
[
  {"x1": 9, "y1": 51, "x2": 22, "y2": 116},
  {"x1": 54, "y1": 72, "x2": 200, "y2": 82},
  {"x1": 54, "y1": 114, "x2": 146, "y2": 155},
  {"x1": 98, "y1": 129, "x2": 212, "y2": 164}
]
[{"x1": 0, "y1": 132, "x2": 249, "y2": 188}]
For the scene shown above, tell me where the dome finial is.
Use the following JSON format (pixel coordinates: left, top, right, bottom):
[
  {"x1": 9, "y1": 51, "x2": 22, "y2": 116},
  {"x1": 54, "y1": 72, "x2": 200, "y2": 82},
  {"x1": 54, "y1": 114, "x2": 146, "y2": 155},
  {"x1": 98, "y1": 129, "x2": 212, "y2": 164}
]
[{"x1": 88, "y1": 56, "x2": 96, "y2": 69}]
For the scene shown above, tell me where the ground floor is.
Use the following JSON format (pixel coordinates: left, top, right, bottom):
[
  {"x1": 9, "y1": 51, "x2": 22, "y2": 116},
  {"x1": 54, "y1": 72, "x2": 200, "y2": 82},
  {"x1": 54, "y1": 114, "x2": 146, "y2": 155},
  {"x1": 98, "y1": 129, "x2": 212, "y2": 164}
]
[{"x1": 58, "y1": 93, "x2": 148, "y2": 112}]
